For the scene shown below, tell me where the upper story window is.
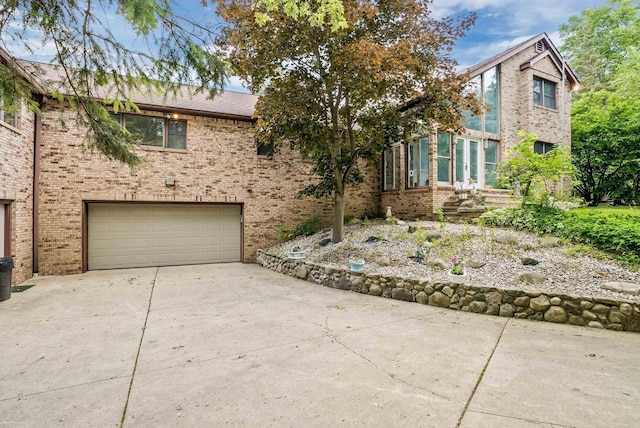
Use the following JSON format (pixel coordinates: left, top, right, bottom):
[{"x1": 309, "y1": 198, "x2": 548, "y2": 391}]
[
  {"x1": 0, "y1": 92, "x2": 18, "y2": 128},
  {"x1": 534, "y1": 141, "x2": 556, "y2": 155},
  {"x1": 257, "y1": 141, "x2": 275, "y2": 156},
  {"x1": 382, "y1": 145, "x2": 401, "y2": 191},
  {"x1": 407, "y1": 137, "x2": 429, "y2": 188},
  {"x1": 111, "y1": 113, "x2": 187, "y2": 149},
  {"x1": 462, "y1": 66, "x2": 500, "y2": 135},
  {"x1": 533, "y1": 77, "x2": 556, "y2": 109}
]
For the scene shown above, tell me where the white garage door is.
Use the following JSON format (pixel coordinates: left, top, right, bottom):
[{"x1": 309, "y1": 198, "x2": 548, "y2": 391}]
[{"x1": 88, "y1": 203, "x2": 241, "y2": 270}]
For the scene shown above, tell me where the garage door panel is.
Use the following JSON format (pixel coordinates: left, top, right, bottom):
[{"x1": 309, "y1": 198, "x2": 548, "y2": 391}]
[{"x1": 88, "y1": 203, "x2": 241, "y2": 270}]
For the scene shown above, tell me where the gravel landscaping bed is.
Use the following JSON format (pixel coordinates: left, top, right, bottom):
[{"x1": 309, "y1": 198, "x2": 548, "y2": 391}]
[{"x1": 268, "y1": 220, "x2": 640, "y2": 302}]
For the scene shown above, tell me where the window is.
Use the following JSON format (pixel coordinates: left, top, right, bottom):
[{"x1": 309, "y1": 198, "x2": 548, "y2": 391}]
[
  {"x1": 0, "y1": 91, "x2": 18, "y2": 128},
  {"x1": 383, "y1": 145, "x2": 401, "y2": 191},
  {"x1": 437, "y1": 133, "x2": 451, "y2": 183},
  {"x1": 111, "y1": 113, "x2": 187, "y2": 149},
  {"x1": 533, "y1": 77, "x2": 556, "y2": 109},
  {"x1": 407, "y1": 137, "x2": 429, "y2": 188},
  {"x1": 462, "y1": 66, "x2": 500, "y2": 135},
  {"x1": 534, "y1": 141, "x2": 555, "y2": 155},
  {"x1": 257, "y1": 141, "x2": 275, "y2": 156},
  {"x1": 485, "y1": 140, "x2": 499, "y2": 187}
]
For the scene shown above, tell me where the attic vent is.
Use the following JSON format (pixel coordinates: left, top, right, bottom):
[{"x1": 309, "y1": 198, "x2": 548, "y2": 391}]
[{"x1": 535, "y1": 40, "x2": 544, "y2": 53}]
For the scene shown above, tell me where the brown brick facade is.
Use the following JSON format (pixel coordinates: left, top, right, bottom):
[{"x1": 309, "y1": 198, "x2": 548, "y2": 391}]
[
  {"x1": 0, "y1": 103, "x2": 34, "y2": 284},
  {"x1": 37, "y1": 102, "x2": 380, "y2": 275},
  {"x1": 380, "y1": 37, "x2": 575, "y2": 219}
]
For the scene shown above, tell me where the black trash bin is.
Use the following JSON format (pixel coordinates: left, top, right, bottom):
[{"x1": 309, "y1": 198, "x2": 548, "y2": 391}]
[{"x1": 0, "y1": 257, "x2": 13, "y2": 302}]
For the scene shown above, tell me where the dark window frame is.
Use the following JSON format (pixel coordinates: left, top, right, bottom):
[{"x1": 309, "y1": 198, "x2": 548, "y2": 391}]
[
  {"x1": 111, "y1": 112, "x2": 188, "y2": 150},
  {"x1": 534, "y1": 141, "x2": 556, "y2": 155},
  {"x1": 257, "y1": 141, "x2": 275, "y2": 157},
  {"x1": 533, "y1": 76, "x2": 557, "y2": 109}
]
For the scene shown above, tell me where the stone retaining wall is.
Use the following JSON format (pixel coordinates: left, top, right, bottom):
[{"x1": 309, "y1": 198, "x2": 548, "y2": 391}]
[{"x1": 257, "y1": 250, "x2": 640, "y2": 333}]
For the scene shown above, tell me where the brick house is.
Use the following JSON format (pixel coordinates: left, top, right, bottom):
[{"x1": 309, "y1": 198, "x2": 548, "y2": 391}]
[
  {"x1": 0, "y1": 32, "x2": 576, "y2": 283},
  {"x1": 380, "y1": 33, "x2": 579, "y2": 219}
]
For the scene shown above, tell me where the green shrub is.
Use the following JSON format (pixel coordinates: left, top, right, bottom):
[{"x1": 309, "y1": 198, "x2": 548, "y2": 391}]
[
  {"x1": 561, "y1": 210, "x2": 640, "y2": 256},
  {"x1": 277, "y1": 217, "x2": 320, "y2": 240},
  {"x1": 479, "y1": 206, "x2": 566, "y2": 235}
]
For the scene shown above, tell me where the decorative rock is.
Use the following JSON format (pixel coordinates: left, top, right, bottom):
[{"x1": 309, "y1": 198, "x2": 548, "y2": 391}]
[
  {"x1": 376, "y1": 257, "x2": 391, "y2": 266},
  {"x1": 521, "y1": 257, "x2": 540, "y2": 266},
  {"x1": 348, "y1": 218, "x2": 363, "y2": 226},
  {"x1": 529, "y1": 312, "x2": 544, "y2": 321},
  {"x1": 514, "y1": 312, "x2": 529, "y2": 319},
  {"x1": 428, "y1": 292, "x2": 450, "y2": 308},
  {"x1": 424, "y1": 285, "x2": 434, "y2": 295},
  {"x1": 473, "y1": 294, "x2": 487, "y2": 302},
  {"x1": 408, "y1": 225, "x2": 417, "y2": 234},
  {"x1": 588, "y1": 321, "x2": 604, "y2": 329},
  {"x1": 296, "y1": 266, "x2": 309, "y2": 280},
  {"x1": 487, "y1": 303, "x2": 500, "y2": 316},
  {"x1": 592, "y1": 304, "x2": 611, "y2": 315},
  {"x1": 580, "y1": 301, "x2": 594, "y2": 309},
  {"x1": 469, "y1": 301, "x2": 488, "y2": 313},
  {"x1": 450, "y1": 294, "x2": 461, "y2": 304},
  {"x1": 550, "y1": 297, "x2": 562, "y2": 306},
  {"x1": 569, "y1": 316, "x2": 586, "y2": 326},
  {"x1": 468, "y1": 261, "x2": 486, "y2": 268},
  {"x1": 442, "y1": 286, "x2": 454, "y2": 297},
  {"x1": 494, "y1": 233, "x2": 517, "y2": 244},
  {"x1": 539, "y1": 236, "x2": 560, "y2": 247},
  {"x1": 601, "y1": 282, "x2": 640, "y2": 295},
  {"x1": 514, "y1": 296, "x2": 530, "y2": 307},
  {"x1": 517, "y1": 272, "x2": 547, "y2": 285},
  {"x1": 626, "y1": 313, "x2": 640, "y2": 333},
  {"x1": 530, "y1": 296, "x2": 551, "y2": 312},
  {"x1": 397, "y1": 220, "x2": 406, "y2": 225},
  {"x1": 562, "y1": 301, "x2": 582, "y2": 316},
  {"x1": 369, "y1": 284, "x2": 382, "y2": 296},
  {"x1": 364, "y1": 236, "x2": 387, "y2": 244},
  {"x1": 582, "y1": 310, "x2": 598, "y2": 322},
  {"x1": 524, "y1": 290, "x2": 542, "y2": 297},
  {"x1": 594, "y1": 297, "x2": 621, "y2": 305},
  {"x1": 486, "y1": 291, "x2": 502, "y2": 305},
  {"x1": 499, "y1": 303, "x2": 516, "y2": 317},
  {"x1": 318, "y1": 238, "x2": 332, "y2": 247},
  {"x1": 427, "y1": 232, "x2": 441, "y2": 240},
  {"x1": 544, "y1": 306, "x2": 568, "y2": 323},
  {"x1": 620, "y1": 303, "x2": 633, "y2": 316},
  {"x1": 428, "y1": 258, "x2": 448, "y2": 270},
  {"x1": 415, "y1": 291, "x2": 428, "y2": 305},
  {"x1": 391, "y1": 288, "x2": 413, "y2": 302},
  {"x1": 608, "y1": 308, "x2": 627, "y2": 324},
  {"x1": 607, "y1": 323, "x2": 624, "y2": 331}
]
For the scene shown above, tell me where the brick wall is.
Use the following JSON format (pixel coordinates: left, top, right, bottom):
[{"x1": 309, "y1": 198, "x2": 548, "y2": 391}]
[
  {"x1": 37, "y1": 102, "x2": 380, "y2": 275},
  {"x1": 0, "y1": 102, "x2": 34, "y2": 284}
]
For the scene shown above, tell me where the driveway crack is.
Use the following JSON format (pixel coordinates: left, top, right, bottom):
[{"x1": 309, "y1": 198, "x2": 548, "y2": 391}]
[
  {"x1": 324, "y1": 313, "x2": 452, "y2": 402},
  {"x1": 456, "y1": 318, "x2": 510, "y2": 427},
  {"x1": 120, "y1": 266, "x2": 159, "y2": 428}
]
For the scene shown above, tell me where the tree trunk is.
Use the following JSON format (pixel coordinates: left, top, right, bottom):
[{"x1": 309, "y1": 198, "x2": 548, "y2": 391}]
[{"x1": 332, "y1": 192, "x2": 345, "y2": 243}]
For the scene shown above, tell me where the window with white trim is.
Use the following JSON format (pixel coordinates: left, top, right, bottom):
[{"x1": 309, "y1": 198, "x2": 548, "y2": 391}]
[
  {"x1": 407, "y1": 137, "x2": 429, "y2": 188},
  {"x1": 437, "y1": 132, "x2": 451, "y2": 183},
  {"x1": 382, "y1": 145, "x2": 401, "y2": 191}
]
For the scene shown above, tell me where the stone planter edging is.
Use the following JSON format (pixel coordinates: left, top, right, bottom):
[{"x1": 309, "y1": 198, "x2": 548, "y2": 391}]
[{"x1": 257, "y1": 250, "x2": 640, "y2": 333}]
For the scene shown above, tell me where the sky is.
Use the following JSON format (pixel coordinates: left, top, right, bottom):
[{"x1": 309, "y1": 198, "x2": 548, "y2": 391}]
[{"x1": 5, "y1": 0, "x2": 610, "y2": 93}]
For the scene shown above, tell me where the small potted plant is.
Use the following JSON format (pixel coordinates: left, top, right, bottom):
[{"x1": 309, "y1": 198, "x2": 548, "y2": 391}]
[
  {"x1": 286, "y1": 246, "x2": 306, "y2": 260},
  {"x1": 349, "y1": 258, "x2": 365, "y2": 273},
  {"x1": 448, "y1": 258, "x2": 467, "y2": 284}
]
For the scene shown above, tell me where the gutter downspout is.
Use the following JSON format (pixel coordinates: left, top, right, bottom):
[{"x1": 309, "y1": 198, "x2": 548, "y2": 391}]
[{"x1": 32, "y1": 101, "x2": 42, "y2": 274}]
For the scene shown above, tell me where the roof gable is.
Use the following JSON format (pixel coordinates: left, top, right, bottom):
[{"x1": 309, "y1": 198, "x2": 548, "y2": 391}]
[{"x1": 465, "y1": 33, "x2": 579, "y2": 87}]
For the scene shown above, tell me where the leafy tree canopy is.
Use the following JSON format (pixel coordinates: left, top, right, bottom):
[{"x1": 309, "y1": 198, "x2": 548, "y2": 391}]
[
  {"x1": 216, "y1": 0, "x2": 478, "y2": 242},
  {"x1": 560, "y1": 0, "x2": 640, "y2": 90},
  {"x1": 560, "y1": 0, "x2": 640, "y2": 205},
  {"x1": 1, "y1": 0, "x2": 231, "y2": 166}
]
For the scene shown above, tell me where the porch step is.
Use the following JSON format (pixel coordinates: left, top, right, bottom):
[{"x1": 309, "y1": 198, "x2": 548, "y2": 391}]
[{"x1": 440, "y1": 189, "x2": 521, "y2": 220}]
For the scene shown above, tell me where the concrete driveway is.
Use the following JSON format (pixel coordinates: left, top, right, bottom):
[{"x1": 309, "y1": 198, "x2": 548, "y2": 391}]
[{"x1": 1, "y1": 264, "x2": 639, "y2": 427}]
